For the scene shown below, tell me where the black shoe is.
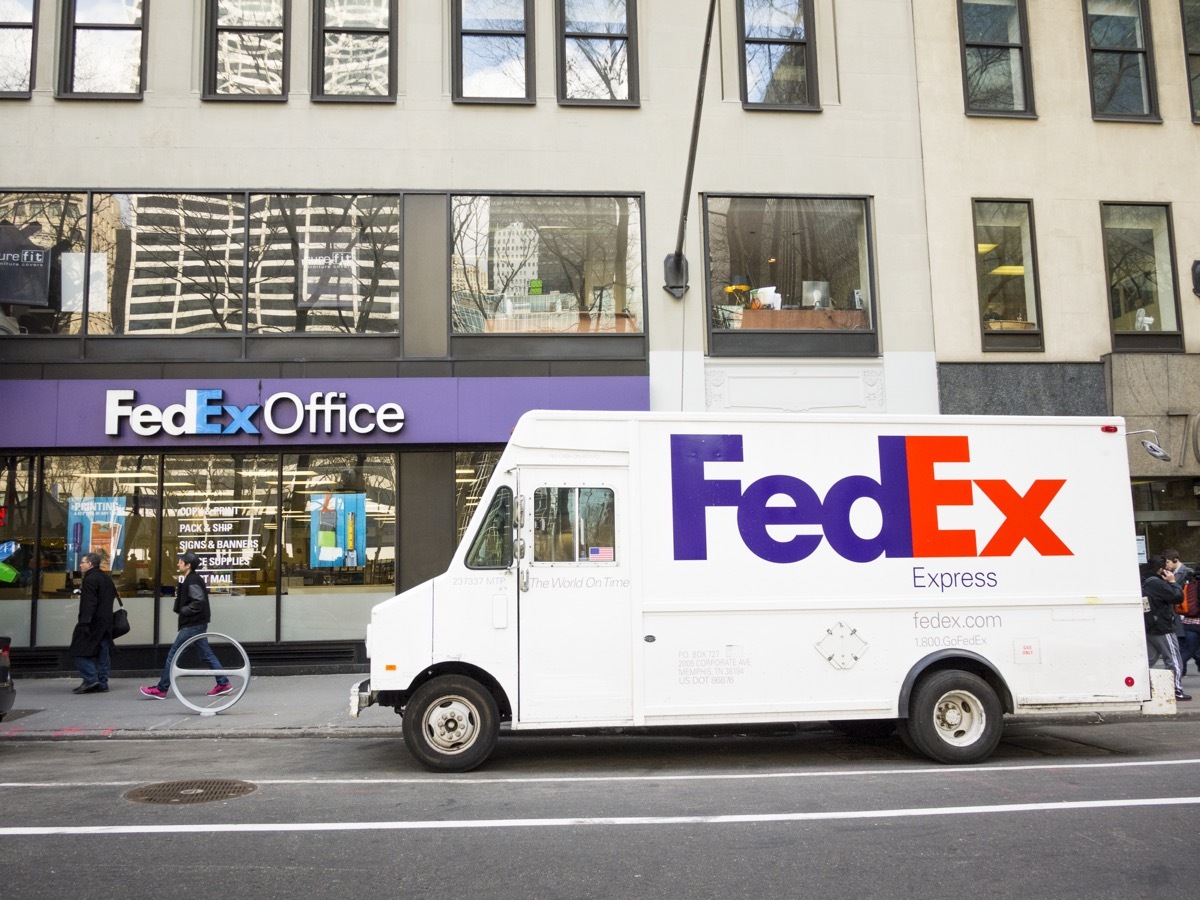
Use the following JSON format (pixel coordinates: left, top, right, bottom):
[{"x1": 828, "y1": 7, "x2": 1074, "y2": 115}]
[
  {"x1": 1176, "y1": 692, "x2": 1192, "y2": 702},
  {"x1": 86, "y1": 683, "x2": 109, "y2": 693},
  {"x1": 72, "y1": 681, "x2": 100, "y2": 694}
]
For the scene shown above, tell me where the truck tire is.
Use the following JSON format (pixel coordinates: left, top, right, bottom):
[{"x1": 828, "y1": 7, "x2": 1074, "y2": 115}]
[
  {"x1": 907, "y1": 670, "x2": 1003, "y2": 765},
  {"x1": 829, "y1": 718, "x2": 897, "y2": 740},
  {"x1": 402, "y1": 676, "x2": 499, "y2": 772}
]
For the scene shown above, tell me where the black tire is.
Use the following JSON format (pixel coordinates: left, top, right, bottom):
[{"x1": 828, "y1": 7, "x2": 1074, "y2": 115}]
[
  {"x1": 829, "y1": 718, "x2": 897, "y2": 740},
  {"x1": 907, "y1": 670, "x2": 1003, "y2": 764},
  {"x1": 895, "y1": 717, "x2": 923, "y2": 755},
  {"x1": 401, "y1": 675, "x2": 499, "y2": 772}
]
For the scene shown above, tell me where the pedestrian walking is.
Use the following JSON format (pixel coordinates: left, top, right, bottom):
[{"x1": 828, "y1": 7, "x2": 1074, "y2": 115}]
[
  {"x1": 139, "y1": 552, "x2": 231, "y2": 699},
  {"x1": 70, "y1": 551, "x2": 116, "y2": 694},
  {"x1": 1143, "y1": 554, "x2": 1190, "y2": 701}
]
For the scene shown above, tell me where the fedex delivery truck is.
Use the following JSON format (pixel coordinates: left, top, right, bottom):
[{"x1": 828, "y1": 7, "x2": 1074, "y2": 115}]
[{"x1": 351, "y1": 411, "x2": 1152, "y2": 771}]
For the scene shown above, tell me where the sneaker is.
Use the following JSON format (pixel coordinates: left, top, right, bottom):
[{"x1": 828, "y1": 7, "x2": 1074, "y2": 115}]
[
  {"x1": 1176, "y1": 692, "x2": 1192, "y2": 702},
  {"x1": 139, "y1": 685, "x2": 168, "y2": 699},
  {"x1": 206, "y1": 683, "x2": 233, "y2": 696}
]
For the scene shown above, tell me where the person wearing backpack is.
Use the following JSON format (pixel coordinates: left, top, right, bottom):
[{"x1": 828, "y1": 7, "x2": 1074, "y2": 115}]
[
  {"x1": 1165, "y1": 550, "x2": 1199, "y2": 677},
  {"x1": 1144, "y1": 555, "x2": 1189, "y2": 701}
]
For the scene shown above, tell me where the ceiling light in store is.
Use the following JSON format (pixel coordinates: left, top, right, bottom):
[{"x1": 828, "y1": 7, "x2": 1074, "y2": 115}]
[
  {"x1": 977, "y1": 243, "x2": 998, "y2": 254},
  {"x1": 988, "y1": 265, "x2": 1024, "y2": 276}
]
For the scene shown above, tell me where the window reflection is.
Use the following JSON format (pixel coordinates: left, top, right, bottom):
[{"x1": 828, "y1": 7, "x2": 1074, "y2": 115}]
[
  {"x1": 248, "y1": 194, "x2": 400, "y2": 333},
  {"x1": 451, "y1": 194, "x2": 643, "y2": 334},
  {"x1": 706, "y1": 196, "x2": 872, "y2": 332},
  {"x1": 739, "y1": 0, "x2": 814, "y2": 108},
  {"x1": 561, "y1": 0, "x2": 635, "y2": 102},
  {"x1": 455, "y1": 449, "x2": 502, "y2": 542},
  {"x1": 0, "y1": 0, "x2": 36, "y2": 94},
  {"x1": 210, "y1": 0, "x2": 287, "y2": 96},
  {"x1": 960, "y1": 0, "x2": 1029, "y2": 113},
  {"x1": 456, "y1": 0, "x2": 532, "y2": 101},
  {"x1": 0, "y1": 455, "x2": 34, "y2": 643},
  {"x1": 1102, "y1": 204, "x2": 1179, "y2": 334},
  {"x1": 0, "y1": 192, "x2": 89, "y2": 335},
  {"x1": 318, "y1": 0, "x2": 394, "y2": 98},
  {"x1": 1086, "y1": 0, "x2": 1154, "y2": 117}
]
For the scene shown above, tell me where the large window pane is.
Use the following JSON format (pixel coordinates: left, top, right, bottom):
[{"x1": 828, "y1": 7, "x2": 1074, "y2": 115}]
[
  {"x1": 455, "y1": 0, "x2": 533, "y2": 102},
  {"x1": 973, "y1": 200, "x2": 1040, "y2": 335},
  {"x1": 532, "y1": 487, "x2": 615, "y2": 563},
  {"x1": 90, "y1": 193, "x2": 247, "y2": 335},
  {"x1": 456, "y1": 449, "x2": 503, "y2": 542},
  {"x1": 0, "y1": 455, "x2": 34, "y2": 644},
  {"x1": 158, "y1": 455, "x2": 278, "y2": 643},
  {"x1": 0, "y1": 0, "x2": 36, "y2": 95},
  {"x1": 560, "y1": 0, "x2": 635, "y2": 103},
  {"x1": 62, "y1": 0, "x2": 146, "y2": 96},
  {"x1": 960, "y1": 0, "x2": 1031, "y2": 113},
  {"x1": 738, "y1": 0, "x2": 816, "y2": 109},
  {"x1": 0, "y1": 192, "x2": 89, "y2": 335},
  {"x1": 316, "y1": 0, "x2": 394, "y2": 99},
  {"x1": 248, "y1": 194, "x2": 401, "y2": 334},
  {"x1": 280, "y1": 453, "x2": 396, "y2": 640},
  {"x1": 451, "y1": 195, "x2": 644, "y2": 334},
  {"x1": 706, "y1": 196, "x2": 872, "y2": 332},
  {"x1": 207, "y1": 0, "x2": 287, "y2": 98},
  {"x1": 1085, "y1": 0, "x2": 1156, "y2": 117},
  {"x1": 1102, "y1": 204, "x2": 1179, "y2": 334},
  {"x1": 36, "y1": 454, "x2": 161, "y2": 647}
]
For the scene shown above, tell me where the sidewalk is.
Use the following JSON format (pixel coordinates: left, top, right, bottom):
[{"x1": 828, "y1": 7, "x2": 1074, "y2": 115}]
[
  {"x1": 0, "y1": 673, "x2": 401, "y2": 740},
  {"x1": 2, "y1": 670, "x2": 1198, "y2": 742}
]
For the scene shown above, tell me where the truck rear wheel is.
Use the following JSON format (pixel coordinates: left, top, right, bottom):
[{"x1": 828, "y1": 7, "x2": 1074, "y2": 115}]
[
  {"x1": 402, "y1": 676, "x2": 499, "y2": 772},
  {"x1": 907, "y1": 670, "x2": 1002, "y2": 765}
]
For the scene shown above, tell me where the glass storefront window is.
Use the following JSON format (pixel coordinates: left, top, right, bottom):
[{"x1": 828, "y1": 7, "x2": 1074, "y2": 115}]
[
  {"x1": 706, "y1": 195, "x2": 873, "y2": 333},
  {"x1": 159, "y1": 454, "x2": 278, "y2": 643},
  {"x1": 247, "y1": 194, "x2": 401, "y2": 334},
  {"x1": 450, "y1": 194, "x2": 644, "y2": 334},
  {"x1": 0, "y1": 192, "x2": 90, "y2": 336},
  {"x1": 0, "y1": 455, "x2": 35, "y2": 644},
  {"x1": 455, "y1": 449, "x2": 502, "y2": 541},
  {"x1": 91, "y1": 192, "x2": 248, "y2": 335},
  {"x1": 280, "y1": 453, "x2": 396, "y2": 640},
  {"x1": 1132, "y1": 478, "x2": 1200, "y2": 568},
  {"x1": 36, "y1": 454, "x2": 160, "y2": 647}
]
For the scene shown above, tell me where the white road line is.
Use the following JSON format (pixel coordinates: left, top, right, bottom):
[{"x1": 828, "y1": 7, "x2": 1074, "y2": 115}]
[
  {"x1": 3, "y1": 756, "x2": 1200, "y2": 790},
  {"x1": 3, "y1": 796, "x2": 1200, "y2": 837}
]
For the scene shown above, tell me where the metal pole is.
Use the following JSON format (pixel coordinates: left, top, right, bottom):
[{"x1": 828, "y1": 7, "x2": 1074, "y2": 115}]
[{"x1": 664, "y1": 0, "x2": 719, "y2": 299}]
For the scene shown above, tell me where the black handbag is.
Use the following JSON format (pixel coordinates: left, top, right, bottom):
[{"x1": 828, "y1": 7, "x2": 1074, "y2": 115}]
[{"x1": 112, "y1": 596, "x2": 131, "y2": 639}]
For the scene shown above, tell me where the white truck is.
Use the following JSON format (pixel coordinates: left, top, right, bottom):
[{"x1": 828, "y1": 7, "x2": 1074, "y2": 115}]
[{"x1": 351, "y1": 411, "x2": 1151, "y2": 770}]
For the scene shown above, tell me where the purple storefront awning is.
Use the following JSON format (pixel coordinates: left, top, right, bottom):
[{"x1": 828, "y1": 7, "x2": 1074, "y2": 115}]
[{"x1": 6, "y1": 376, "x2": 650, "y2": 449}]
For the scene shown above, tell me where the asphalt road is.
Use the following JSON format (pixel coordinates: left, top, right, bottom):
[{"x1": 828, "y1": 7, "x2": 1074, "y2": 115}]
[{"x1": 3, "y1": 718, "x2": 1199, "y2": 899}]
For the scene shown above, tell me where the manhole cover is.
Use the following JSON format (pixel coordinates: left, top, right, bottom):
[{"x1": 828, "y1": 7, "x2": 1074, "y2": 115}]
[{"x1": 125, "y1": 779, "x2": 258, "y2": 805}]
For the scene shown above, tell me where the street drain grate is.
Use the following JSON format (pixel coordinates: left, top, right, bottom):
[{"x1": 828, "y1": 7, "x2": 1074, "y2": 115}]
[{"x1": 125, "y1": 779, "x2": 258, "y2": 805}]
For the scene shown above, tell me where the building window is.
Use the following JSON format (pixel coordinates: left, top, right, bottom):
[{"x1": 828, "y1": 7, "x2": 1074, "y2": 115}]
[
  {"x1": 1083, "y1": 0, "x2": 1158, "y2": 119},
  {"x1": 313, "y1": 0, "x2": 396, "y2": 100},
  {"x1": 453, "y1": 0, "x2": 535, "y2": 103},
  {"x1": 247, "y1": 194, "x2": 401, "y2": 334},
  {"x1": 973, "y1": 200, "x2": 1043, "y2": 351},
  {"x1": 58, "y1": 0, "x2": 148, "y2": 97},
  {"x1": 958, "y1": 0, "x2": 1034, "y2": 115},
  {"x1": 1101, "y1": 203, "x2": 1182, "y2": 351},
  {"x1": 0, "y1": 191, "x2": 91, "y2": 335},
  {"x1": 736, "y1": 0, "x2": 817, "y2": 110},
  {"x1": 705, "y1": 195, "x2": 876, "y2": 358},
  {"x1": 450, "y1": 194, "x2": 644, "y2": 334},
  {"x1": 0, "y1": 0, "x2": 37, "y2": 97},
  {"x1": 204, "y1": 0, "x2": 289, "y2": 99},
  {"x1": 1182, "y1": 0, "x2": 1200, "y2": 121},
  {"x1": 557, "y1": 0, "x2": 637, "y2": 105}
]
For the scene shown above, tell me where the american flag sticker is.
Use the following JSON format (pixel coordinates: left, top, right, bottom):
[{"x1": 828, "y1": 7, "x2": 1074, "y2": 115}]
[{"x1": 589, "y1": 546, "x2": 614, "y2": 562}]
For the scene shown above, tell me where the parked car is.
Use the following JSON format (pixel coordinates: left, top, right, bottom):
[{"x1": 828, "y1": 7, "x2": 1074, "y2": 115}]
[{"x1": 0, "y1": 636, "x2": 13, "y2": 721}]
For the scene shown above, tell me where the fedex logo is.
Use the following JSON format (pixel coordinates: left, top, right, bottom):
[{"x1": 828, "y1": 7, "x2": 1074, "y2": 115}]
[{"x1": 670, "y1": 434, "x2": 1071, "y2": 563}]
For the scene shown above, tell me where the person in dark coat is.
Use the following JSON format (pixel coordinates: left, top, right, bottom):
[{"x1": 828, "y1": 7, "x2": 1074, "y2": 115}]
[
  {"x1": 70, "y1": 551, "x2": 116, "y2": 694},
  {"x1": 1144, "y1": 555, "x2": 1189, "y2": 702}
]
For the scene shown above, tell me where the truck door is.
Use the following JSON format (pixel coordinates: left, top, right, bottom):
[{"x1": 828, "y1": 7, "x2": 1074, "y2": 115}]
[{"x1": 515, "y1": 468, "x2": 633, "y2": 725}]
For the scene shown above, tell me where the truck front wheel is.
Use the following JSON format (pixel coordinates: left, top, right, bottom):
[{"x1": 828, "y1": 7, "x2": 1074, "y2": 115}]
[
  {"x1": 907, "y1": 670, "x2": 1003, "y2": 764},
  {"x1": 402, "y1": 676, "x2": 499, "y2": 772}
]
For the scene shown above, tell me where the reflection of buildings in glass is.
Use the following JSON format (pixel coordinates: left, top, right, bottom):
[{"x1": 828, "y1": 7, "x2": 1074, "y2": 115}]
[
  {"x1": 119, "y1": 194, "x2": 401, "y2": 334},
  {"x1": 215, "y1": 0, "x2": 285, "y2": 95},
  {"x1": 491, "y1": 221, "x2": 538, "y2": 298},
  {"x1": 322, "y1": 0, "x2": 390, "y2": 96}
]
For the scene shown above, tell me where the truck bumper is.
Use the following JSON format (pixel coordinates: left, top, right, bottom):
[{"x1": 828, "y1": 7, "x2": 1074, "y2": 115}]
[{"x1": 348, "y1": 677, "x2": 374, "y2": 718}]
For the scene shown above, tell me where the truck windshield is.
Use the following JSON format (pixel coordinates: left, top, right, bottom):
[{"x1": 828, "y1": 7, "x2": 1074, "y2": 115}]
[{"x1": 465, "y1": 487, "x2": 513, "y2": 568}]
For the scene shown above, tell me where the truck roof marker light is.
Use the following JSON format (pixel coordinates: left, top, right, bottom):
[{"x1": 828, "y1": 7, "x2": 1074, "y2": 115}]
[
  {"x1": 1100, "y1": 425, "x2": 1118, "y2": 434},
  {"x1": 1125, "y1": 676, "x2": 1135, "y2": 687}
]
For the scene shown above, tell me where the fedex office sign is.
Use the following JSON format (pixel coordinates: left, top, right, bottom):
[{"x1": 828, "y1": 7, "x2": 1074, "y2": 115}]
[
  {"x1": 105, "y1": 389, "x2": 405, "y2": 438},
  {"x1": 670, "y1": 434, "x2": 1071, "y2": 563}
]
